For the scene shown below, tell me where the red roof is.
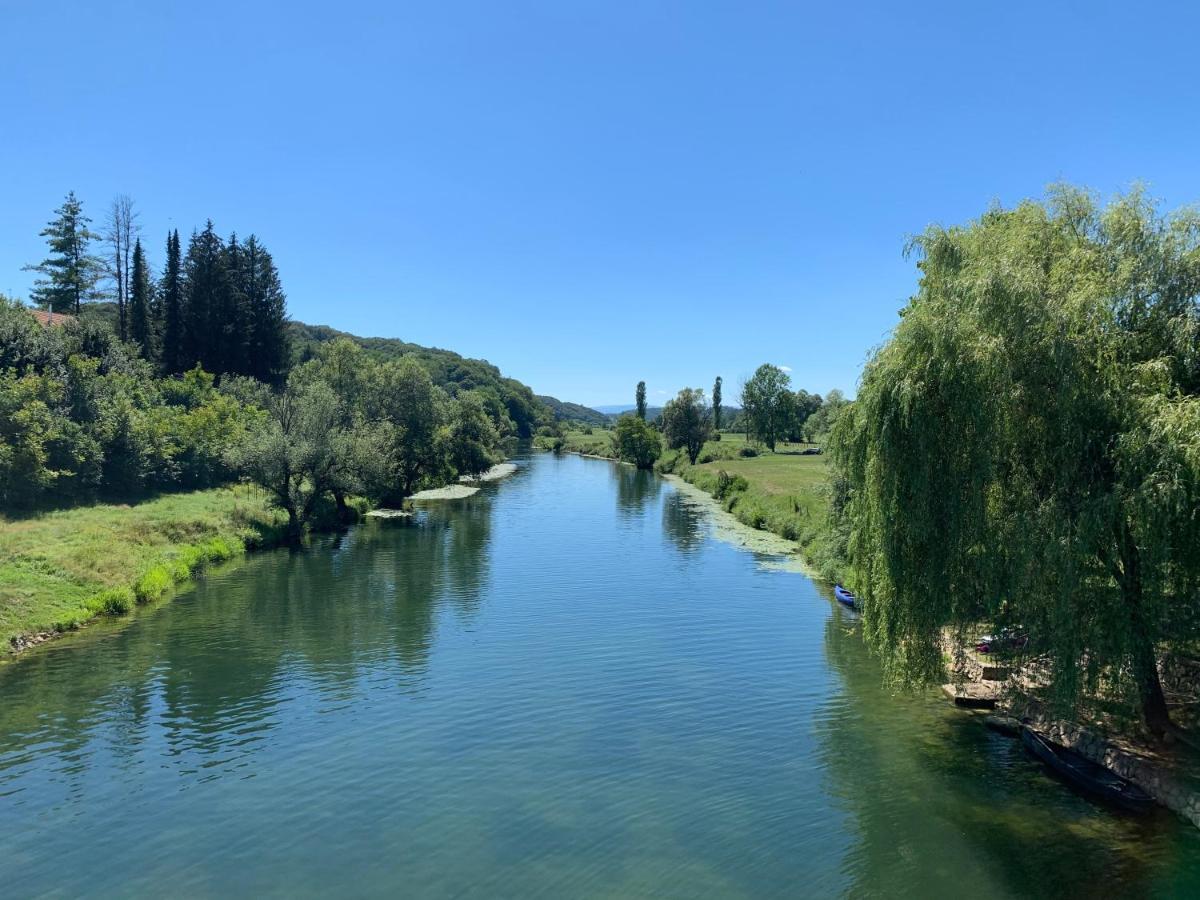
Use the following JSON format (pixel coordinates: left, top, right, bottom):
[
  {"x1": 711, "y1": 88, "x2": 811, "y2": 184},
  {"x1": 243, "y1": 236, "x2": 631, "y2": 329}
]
[{"x1": 27, "y1": 308, "x2": 76, "y2": 327}]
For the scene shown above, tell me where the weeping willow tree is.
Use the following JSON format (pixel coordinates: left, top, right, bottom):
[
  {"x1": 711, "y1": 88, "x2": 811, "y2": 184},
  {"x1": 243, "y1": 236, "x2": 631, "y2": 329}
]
[{"x1": 833, "y1": 186, "x2": 1200, "y2": 737}]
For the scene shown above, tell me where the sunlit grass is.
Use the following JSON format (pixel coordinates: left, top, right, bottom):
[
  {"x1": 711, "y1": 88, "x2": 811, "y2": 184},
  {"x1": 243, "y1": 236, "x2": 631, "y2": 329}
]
[{"x1": 0, "y1": 486, "x2": 286, "y2": 651}]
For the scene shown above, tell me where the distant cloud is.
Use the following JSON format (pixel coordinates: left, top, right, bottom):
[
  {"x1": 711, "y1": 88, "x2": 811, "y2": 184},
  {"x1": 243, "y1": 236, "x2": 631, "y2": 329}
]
[
  {"x1": 779, "y1": 365, "x2": 793, "y2": 373},
  {"x1": 655, "y1": 389, "x2": 667, "y2": 395}
]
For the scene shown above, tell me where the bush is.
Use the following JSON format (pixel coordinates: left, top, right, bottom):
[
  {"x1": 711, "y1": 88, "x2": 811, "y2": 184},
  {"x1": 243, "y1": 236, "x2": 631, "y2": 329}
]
[
  {"x1": 134, "y1": 565, "x2": 173, "y2": 603},
  {"x1": 88, "y1": 586, "x2": 135, "y2": 616},
  {"x1": 581, "y1": 426, "x2": 593, "y2": 435},
  {"x1": 711, "y1": 432, "x2": 721, "y2": 441},
  {"x1": 714, "y1": 470, "x2": 749, "y2": 501},
  {"x1": 738, "y1": 446, "x2": 759, "y2": 458}
]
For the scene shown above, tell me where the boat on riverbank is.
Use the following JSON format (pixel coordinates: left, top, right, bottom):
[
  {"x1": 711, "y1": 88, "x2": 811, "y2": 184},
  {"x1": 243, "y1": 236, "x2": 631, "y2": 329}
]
[
  {"x1": 1021, "y1": 726, "x2": 1154, "y2": 814},
  {"x1": 834, "y1": 584, "x2": 857, "y2": 608}
]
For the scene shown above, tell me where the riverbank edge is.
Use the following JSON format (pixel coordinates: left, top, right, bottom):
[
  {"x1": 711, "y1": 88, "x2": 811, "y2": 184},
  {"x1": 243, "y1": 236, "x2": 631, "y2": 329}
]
[
  {"x1": 2, "y1": 489, "x2": 365, "y2": 662},
  {"x1": 539, "y1": 438, "x2": 837, "y2": 576},
  {"x1": 943, "y1": 636, "x2": 1200, "y2": 827}
]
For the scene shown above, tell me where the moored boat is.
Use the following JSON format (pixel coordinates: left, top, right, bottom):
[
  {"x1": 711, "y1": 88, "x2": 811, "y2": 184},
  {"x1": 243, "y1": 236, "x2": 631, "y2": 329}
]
[
  {"x1": 834, "y1": 584, "x2": 857, "y2": 608},
  {"x1": 1020, "y1": 726, "x2": 1154, "y2": 814}
]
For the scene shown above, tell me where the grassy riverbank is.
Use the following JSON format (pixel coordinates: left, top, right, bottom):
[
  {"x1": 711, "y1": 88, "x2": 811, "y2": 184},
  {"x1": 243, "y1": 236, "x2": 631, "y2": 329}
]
[
  {"x1": 1, "y1": 487, "x2": 298, "y2": 655},
  {"x1": 547, "y1": 430, "x2": 840, "y2": 577}
]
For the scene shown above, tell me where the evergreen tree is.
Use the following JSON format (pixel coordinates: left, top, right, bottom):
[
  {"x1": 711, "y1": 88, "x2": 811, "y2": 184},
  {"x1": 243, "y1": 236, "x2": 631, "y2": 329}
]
[
  {"x1": 181, "y1": 222, "x2": 228, "y2": 372},
  {"x1": 713, "y1": 376, "x2": 723, "y2": 430},
  {"x1": 636, "y1": 381, "x2": 647, "y2": 420},
  {"x1": 160, "y1": 231, "x2": 185, "y2": 374},
  {"x1": 243, "y1": 235, "x2": 289, "y2": 384},
  {"x1": 219, "y1": 233, "x2": 250, "y2": 375},
  {"x1": 23, "y1": 191, "x2": 104, "y2": 314},
  {"x1": 128, "y1": 239, "x2": 154, "y2": 358}
]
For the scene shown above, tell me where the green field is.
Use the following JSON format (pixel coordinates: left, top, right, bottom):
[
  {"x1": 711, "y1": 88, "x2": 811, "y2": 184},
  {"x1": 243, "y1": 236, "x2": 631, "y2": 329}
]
[{"x1": 0, "y1": 487, "x2": 289, "y2": 654}]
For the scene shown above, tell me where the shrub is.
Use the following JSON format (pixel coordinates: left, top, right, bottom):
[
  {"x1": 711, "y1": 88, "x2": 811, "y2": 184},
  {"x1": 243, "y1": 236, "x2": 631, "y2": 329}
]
[
  {"x1": 135, "y1": 565, "x2": 173, "y2": 603},
  {"x1": 91, "y1": 587, "x2": 135, "y2": 616},
  {"x1": 714, "y1": 470, "x2": 749, "y2": 500},
  {"x1": 738, "y1": 446, "x2": 759, "y2": 458}
]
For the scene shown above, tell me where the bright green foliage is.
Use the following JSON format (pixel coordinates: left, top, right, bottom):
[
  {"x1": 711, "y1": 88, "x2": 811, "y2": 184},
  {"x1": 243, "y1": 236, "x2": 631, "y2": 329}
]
[
  {"x1": 23, "y1": 191, "x2": 104, "y2": 314},
  {"x1": 445, "y1": 391, "x2": 501, "y2": 479},
  {"x1": 0, "y1": 299, "x2": 257, "y2": 508},
  {"x1": 833, "y1": 186, "x2": 1200, "y2": 734},
  {"x1": 613, "y1": 415, "x2": 662, "y2": 469},
  {"x1": 661, "y1": 388, "x2": 712, "y2": 464},
  {"x1": 802, "y1": 390, "x2": 848, "y2": 444},
  {"x1": 740, "y1": 363, "x2": 792, "y2": 450}
]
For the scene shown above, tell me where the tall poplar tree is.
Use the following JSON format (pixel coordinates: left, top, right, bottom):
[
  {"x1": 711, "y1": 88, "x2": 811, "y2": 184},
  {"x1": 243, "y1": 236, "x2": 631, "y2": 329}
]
[
  {"x1": 636, "y1": 381, "x2": 647, "y2": 420},
  {"x1": 23, "y1": 191, "x2": 103, "y2": 314},
  {"x1": 713, "y1": 376, "x2": 723, "y2": 430}
]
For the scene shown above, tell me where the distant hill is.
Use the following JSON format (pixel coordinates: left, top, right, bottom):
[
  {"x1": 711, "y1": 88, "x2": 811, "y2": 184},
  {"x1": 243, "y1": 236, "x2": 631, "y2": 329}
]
[
  {"x1": 535, "y1": 396, "x2": 609, "y2": 426},
  {"x1": 289, "y1": 321, "x2": 549, "y2": 438}
]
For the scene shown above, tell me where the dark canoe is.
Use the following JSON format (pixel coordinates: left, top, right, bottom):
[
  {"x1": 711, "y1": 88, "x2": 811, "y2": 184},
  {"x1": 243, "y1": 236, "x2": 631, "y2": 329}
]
[
  {"x1": 834, "y1": 585, "x2": 857, "y2": 608},
  {"x1": 1021, "y1": 727, "x2": 1154, "y2": 814}
]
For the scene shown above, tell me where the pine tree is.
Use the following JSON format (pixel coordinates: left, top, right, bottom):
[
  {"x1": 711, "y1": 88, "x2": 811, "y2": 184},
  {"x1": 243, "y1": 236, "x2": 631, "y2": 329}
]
[
  {"x1": 182, "y1": 222, "x2": 228, "y2": 372},
  {"x1": 243, "y1": 235, "x2": 289, "y2": 384},
  {"x1": 128, "y1": 238, "x2": 154, "y2": 358},
  {"x1": 220, "y1": 233, "x2": 250, "y2": 375},
  {"x1": 23, "y1": 191, "x2": 104, "y2": 314},
  {"x1": 160, "y1": 230, "x2": 185, "y2": 373}
]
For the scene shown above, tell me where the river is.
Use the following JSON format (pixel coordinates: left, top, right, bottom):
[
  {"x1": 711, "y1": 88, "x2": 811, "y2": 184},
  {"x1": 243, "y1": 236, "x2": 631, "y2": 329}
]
[{"x1": 2, "y1": 451, "x2": 1198, "y2": 897}]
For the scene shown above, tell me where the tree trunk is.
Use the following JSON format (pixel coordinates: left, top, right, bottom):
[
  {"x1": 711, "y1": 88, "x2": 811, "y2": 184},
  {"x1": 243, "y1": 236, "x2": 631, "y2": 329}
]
[
  {"x1": 1119, "y1": 523, "x2": 1171, "y2": 738},
  {"x1": 285, "y1": 505, "x2": 301, "y2": 544},
  {"x1": 334, "y1": 489, "x2": 351, "y2": 522}
]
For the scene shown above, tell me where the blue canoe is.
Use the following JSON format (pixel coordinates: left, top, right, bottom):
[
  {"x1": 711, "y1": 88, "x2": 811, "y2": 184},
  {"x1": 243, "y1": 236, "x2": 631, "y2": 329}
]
[{"x1": 834, "y1": 584, "x2": 857, "y2": 608}]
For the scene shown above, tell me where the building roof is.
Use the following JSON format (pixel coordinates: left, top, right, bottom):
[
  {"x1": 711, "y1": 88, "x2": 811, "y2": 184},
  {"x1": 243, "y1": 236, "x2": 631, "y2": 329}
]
[{"x1": 27, "y1": 308, "x2": 76, "y2": 328}]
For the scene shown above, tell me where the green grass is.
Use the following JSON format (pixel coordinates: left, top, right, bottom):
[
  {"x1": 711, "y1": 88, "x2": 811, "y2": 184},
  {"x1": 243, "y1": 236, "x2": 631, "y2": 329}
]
[
  {"x1": 0, "y1": 486, "x2": 289, "y2": 653},
  {"x1": 535, "y1": 429, "x2": 619, "y2": 458}
]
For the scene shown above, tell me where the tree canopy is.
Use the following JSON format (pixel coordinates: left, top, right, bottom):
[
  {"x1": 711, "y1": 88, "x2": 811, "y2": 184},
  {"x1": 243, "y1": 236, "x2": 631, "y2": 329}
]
[
  {"x1": 833, "y1": 186, "x2": 1200, "y2": 735},
  {"x1": 661, "y1": 388, "x2": 712, "y2": 465},
  {"x1": 740, "y1": 364, "x2": 792, "y2": 450}
]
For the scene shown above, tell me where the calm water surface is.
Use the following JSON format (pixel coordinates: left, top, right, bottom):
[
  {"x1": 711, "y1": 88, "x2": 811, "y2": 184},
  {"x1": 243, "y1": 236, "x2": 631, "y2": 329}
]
[{"x1": 3, "y1": 451, "x2": 1199, "y2": 897}]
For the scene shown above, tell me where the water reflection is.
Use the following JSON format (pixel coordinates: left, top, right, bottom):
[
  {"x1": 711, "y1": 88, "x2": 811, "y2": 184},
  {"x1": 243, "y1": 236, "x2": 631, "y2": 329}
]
[
  {"x1": 612, "y1": 463, "x2": 660, "y2": 519},
  {"x1": 0, "y1": 491, "x2": 496, "y2": 792},
  {"x1": 816, "y1": 598, "x2": 1198, "y2": 897},
  {"x1": 661, "y1": 490, "x2": 705, "y2": 555}
]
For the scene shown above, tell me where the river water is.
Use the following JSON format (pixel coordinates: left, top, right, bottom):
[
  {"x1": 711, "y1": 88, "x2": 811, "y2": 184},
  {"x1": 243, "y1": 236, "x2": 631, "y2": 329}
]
[{"x1": 2, "y1": 451, "x2": 1199, "y2": 897}]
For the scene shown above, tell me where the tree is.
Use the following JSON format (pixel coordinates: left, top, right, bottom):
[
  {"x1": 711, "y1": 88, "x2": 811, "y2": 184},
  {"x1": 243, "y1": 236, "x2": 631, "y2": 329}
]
[
  {"x1": 713, "y1": 376, "x2": 723, "y2": 430},
  {"x1": 445, "y1": 391, "x2": 500, "y2": 479},
  {"x1": 661, "y1": 388, "x2": 712, "y2": 464},
  {"x1": 788, "y1": 389, "x2": 823, "y2": 441},
  {"x1": 160, "y1": 231, "x2": 185, "y2": 374},
  {"x1": 103, "y1": 195, "x2": 139, "y2": 340},
  {"x1": 229, "y1": 379, "x2": 357, "y2": 540},
  {"x1": 803, "y1": 390, "x2": 847, "y2": 444},
  {"x1": 181, "y1": 222, "x2": 228, "y2": 372},
  {"x1": 366, "y1": 357, "x2": 444, "y2": 501},
  {"x1": 241, "y1": 235, "x2": 289, "y2": 385},
  {"x1": 740, "y1": 363, "x2": 791, "y2": 450},
  {"x1": 128, "y1": 239, "x2": 154, "y2": 358},
  {"x1": 23, "y1": 192, "x2": 104, "y2": 314},
  {"x1": 636, "y1": 381, "x2": 647, "y2": 420},
  {"x1": 833, "y1": 186, "x2": 1200, "y2": 738},
  {"x1": 612, "y1": 415, "x2": 661, "y2": 469}
]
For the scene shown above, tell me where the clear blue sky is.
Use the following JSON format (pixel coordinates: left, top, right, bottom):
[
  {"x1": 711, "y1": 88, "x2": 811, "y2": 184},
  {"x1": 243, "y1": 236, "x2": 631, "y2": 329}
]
[{"x1": 3, "y1": 1, "x2": 1198, "y2": 407}]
